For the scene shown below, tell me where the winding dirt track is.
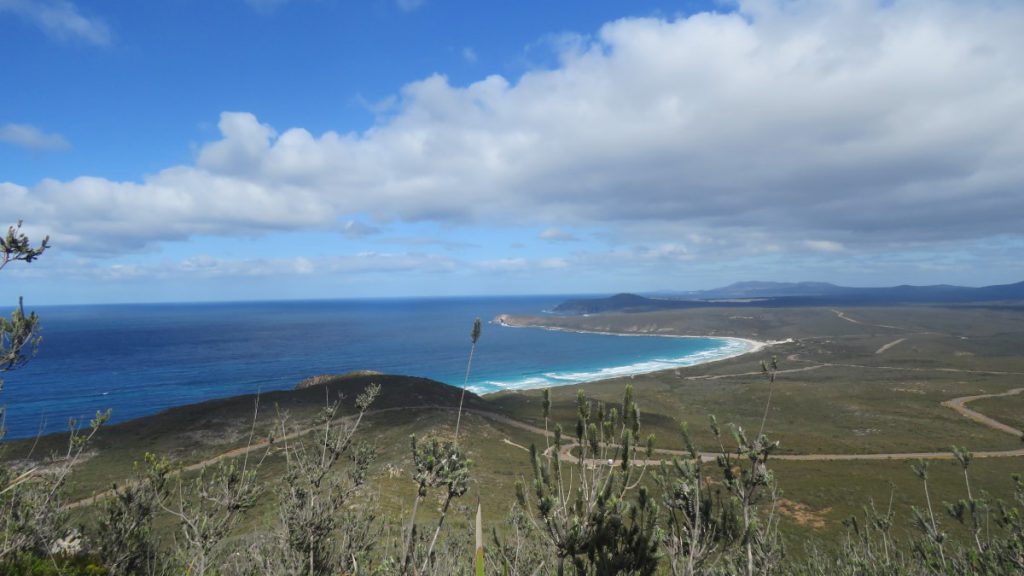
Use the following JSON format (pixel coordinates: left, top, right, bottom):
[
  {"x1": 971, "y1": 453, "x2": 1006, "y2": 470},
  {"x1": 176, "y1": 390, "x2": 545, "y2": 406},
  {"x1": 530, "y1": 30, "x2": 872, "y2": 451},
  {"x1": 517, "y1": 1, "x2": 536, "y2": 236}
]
[
  {"x1": 464, "y1": 404, "x2": 1024, "y2": 467},
  {"x1": 788, "y1": 353, "x2": 1024, "y2": 377},
  {"x1": 492, "y1": 312, "x2": 1024, "y2": 465},
  {"x1": 68, "y1": 379, "x2": 1024, "y2": 509},
  {"x1": 942, "y1": 388, "x2": 1024, "y2": 437}
]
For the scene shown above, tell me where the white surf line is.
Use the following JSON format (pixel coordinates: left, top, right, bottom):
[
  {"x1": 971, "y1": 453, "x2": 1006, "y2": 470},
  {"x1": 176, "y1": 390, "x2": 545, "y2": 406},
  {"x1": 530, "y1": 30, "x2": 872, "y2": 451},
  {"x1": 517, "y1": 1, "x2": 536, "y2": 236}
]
[
  {"x1": 875, "y1": 338, "x2": 907, "y2": 355},
  {"x1": 494, "y1": 315, "x2": 782, "y2": 364}
]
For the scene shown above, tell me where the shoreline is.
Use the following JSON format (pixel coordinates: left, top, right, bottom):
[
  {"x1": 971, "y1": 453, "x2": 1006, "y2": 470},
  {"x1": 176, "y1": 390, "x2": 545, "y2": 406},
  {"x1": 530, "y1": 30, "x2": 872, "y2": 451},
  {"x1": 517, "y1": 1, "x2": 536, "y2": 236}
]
[{"x1": 482, "y1": 314, "x2": 787, "y2": 395}]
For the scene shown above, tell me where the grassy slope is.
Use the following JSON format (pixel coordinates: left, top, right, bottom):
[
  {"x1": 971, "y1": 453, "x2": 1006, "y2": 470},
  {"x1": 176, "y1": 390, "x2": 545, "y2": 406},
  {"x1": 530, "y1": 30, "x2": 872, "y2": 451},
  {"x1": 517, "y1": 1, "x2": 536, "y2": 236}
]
[
  {"x1": 490, "y1": 305, "x2": 1024, "y2": 544},
  {"x1": 3, "y1": 304, "x2": 1024, "y2": 549},
  {"x1": 490, "y1": 306, "x2": 1024, "y2": 454},
  {"x1": 3, "y1": 374, "x2": 493, "y2": 501}
]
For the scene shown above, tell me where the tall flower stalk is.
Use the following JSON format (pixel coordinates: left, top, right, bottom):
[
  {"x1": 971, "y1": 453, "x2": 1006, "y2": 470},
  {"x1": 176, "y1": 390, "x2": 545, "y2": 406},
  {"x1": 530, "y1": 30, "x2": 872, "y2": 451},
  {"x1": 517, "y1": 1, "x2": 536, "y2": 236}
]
[
  {"x1": 453, "y1": 318, "x2": 481, "y2": 445},
  {"x1": 757, "y1": 355, "x2": 778, "y2": 438}
]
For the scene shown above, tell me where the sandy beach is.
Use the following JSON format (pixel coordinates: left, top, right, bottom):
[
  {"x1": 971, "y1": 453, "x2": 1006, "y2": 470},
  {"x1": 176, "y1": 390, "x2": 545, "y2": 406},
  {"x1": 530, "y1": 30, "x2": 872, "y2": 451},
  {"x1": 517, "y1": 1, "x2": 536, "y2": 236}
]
[{"x1": 486, "y1": 314, "x2": 786, "y2": 393}]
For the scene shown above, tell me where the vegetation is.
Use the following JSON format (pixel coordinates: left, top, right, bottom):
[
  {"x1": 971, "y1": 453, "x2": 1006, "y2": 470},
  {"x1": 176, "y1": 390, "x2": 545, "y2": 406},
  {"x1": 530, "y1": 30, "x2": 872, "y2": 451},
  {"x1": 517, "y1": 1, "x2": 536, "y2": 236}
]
[
  {"x1": 1, "y1": 223, "x2": 112, "y2": 570},
  {"x1": 1, "y1": 224, "x2": 1023, "y2": 574}
]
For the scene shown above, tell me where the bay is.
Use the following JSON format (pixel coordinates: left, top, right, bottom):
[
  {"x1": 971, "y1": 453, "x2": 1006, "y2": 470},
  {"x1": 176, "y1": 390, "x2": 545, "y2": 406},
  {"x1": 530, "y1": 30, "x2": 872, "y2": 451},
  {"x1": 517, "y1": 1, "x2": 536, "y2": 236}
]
[{"x1": 0, "y1": 296, "x2": 747, "y2": 439}]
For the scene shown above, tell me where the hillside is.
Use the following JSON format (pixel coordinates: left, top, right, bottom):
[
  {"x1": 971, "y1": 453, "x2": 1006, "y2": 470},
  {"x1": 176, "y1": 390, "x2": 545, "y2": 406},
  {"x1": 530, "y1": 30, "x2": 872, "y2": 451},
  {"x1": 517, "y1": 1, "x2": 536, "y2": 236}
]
[
  {"x1": 2, "y1": 373, "x2": 492, "y2": 494},
  {"x1": 5, "y1": 304, "x2": 1024, "y2": 573}
]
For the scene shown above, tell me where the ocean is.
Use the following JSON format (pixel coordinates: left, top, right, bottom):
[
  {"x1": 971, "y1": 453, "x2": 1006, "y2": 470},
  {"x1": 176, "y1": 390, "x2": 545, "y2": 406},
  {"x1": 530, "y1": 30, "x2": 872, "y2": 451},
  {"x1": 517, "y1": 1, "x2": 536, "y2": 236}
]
[{"x1": 0, "y1": 296, "x2": 750, "y2": 439}]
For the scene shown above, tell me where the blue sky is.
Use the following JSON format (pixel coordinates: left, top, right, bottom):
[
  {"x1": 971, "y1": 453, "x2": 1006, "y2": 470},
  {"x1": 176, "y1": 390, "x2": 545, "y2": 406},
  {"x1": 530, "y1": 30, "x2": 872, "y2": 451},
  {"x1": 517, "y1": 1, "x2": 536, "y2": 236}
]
[{"x1": 2, "y1": 0, "x2": 1023, "y2": 304}]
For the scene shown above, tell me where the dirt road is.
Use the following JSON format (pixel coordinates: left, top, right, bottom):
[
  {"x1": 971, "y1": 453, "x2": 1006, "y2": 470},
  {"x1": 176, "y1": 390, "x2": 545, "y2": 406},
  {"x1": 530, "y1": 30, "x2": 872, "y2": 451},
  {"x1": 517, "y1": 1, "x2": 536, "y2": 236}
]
[
  {"x1": 68, "y1": 385, "x2": 1024, "y2": 509},
  {"x1": 875, "y1": 338, "x2": 907, "y2": 354},
  {"x1": 942, "y1": 387, "x2": 1023, "y2": 437}
]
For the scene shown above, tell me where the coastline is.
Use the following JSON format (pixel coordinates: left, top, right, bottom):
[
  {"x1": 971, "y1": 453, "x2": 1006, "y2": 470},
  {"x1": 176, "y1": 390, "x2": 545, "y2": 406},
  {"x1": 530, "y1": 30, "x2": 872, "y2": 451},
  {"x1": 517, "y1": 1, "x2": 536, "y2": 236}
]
[
  {"x1": 4, "y1": 298, "x2": 782, "y2": 439},
  {"x1": 483, "y1": 314, "x2": 786, "y2": 394}
]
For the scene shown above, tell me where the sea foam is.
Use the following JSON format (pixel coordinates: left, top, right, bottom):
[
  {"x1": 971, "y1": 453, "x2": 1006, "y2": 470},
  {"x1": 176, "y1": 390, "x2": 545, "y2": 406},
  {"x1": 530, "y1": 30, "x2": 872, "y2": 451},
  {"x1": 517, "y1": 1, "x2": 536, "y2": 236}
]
[{"x1": 469, "y1": 334, "x2": 753, "y2": 394}]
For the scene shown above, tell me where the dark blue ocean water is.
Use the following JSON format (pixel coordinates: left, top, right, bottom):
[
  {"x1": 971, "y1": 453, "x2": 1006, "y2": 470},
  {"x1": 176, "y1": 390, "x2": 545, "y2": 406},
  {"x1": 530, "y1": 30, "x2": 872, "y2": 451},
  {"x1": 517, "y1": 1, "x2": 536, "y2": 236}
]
[{"x1": 0, "y1": 296, "x2": 747, "y2": 439}]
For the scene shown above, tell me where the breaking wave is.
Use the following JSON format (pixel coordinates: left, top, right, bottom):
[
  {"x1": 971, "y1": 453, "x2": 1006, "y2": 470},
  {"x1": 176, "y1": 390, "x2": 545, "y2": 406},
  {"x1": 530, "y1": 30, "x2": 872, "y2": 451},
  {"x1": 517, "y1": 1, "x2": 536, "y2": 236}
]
[{"x1": 467, "y1": 337, "x2": 753, "y2": 394}]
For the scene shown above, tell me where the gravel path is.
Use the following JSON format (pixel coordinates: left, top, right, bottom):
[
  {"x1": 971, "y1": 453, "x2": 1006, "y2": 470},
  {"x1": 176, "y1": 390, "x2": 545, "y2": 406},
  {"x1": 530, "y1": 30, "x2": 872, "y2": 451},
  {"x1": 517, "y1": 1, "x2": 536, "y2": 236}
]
[
  {"x1": 68, "y1": 382, "x2": 1024, "y2": 508},
  {"x1": 942, "y1": 387, "x2": 1024, "y2": 437},
  {"x1": 875, "y1": 338, "x2": 907, "y2": 354}
]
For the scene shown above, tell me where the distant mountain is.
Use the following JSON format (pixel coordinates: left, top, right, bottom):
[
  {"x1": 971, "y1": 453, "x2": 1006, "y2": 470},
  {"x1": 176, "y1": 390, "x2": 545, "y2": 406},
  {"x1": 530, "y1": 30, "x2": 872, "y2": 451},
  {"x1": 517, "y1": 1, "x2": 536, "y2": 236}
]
[
  {"x1": 553, "y1": 280, "x2": 1024, "y2": 314},
  {"x1": 687, "y1": 281, "x2": 852, "y2": 298}
]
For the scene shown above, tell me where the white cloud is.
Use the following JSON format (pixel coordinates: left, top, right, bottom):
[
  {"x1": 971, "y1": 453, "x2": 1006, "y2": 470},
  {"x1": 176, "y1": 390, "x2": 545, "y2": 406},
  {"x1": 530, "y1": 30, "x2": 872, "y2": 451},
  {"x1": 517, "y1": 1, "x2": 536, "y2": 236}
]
[
  {"x1": 340, "y1": 219, "x2": 380, "y2": 239},
  {"x1": 462, "y1": 47, "x2": 478, "y2": 63},
  {"x1": 0, "y1": 123, "x2": 70, "y2": 150},
  {"x1": 6, "y1": 0, "x2": 1024, "y2": 260},
  {"x1": 327, "y1": 252, "x2": 456, "y2": 274},
  {"x1": 0, "y1": 0, "x2": 110, "y2": 45},
  {"x1": 48, "y1": 252, "x2": 458, "y2": 282},
  {"x1": 538, "y1": 227, "x2": 578, "y2": 242},
  {"x1": 804, "y1": 240, "x2": 845, "y2": 253},
  {"x1": 178, "y1": 254, "x2": 317, "y2": 276},
  {"x1": 478, "y1": 257, "x2": 529, "y2": 272},
  {"x1": 644, "y1": 243, "x2": 692, "y2": 261},
  {"x1": 540, "y1": 257, "x2": 569, "y2": 269},
  {"x1": 294, "y1": 256, "x2": 314, "y2": 274},
  {"x1": 552, "y1": 244, "x2": 695, "y2": 274}
]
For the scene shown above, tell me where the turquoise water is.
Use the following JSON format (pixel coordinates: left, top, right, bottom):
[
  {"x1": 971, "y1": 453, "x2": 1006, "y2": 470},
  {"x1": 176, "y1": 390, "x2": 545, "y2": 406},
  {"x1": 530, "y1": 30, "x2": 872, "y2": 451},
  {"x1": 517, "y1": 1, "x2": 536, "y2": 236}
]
[{"x1": 0, "y1": 296, "x2": 750, "y2": 439}]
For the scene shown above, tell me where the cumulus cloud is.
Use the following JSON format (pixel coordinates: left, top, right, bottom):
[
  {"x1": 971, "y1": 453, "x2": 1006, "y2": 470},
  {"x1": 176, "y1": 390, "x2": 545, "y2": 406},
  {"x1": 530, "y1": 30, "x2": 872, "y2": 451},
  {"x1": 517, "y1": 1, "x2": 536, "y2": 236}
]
[
  {"x1": 5, "y1": 0, "x2": 1024, "y2": 257},
  {"x1": 0, "y1": 123, "x2": 70, "y2": 150},
  {"x1": 0, "y1": 0, "x2": 110, "y2": 45}
]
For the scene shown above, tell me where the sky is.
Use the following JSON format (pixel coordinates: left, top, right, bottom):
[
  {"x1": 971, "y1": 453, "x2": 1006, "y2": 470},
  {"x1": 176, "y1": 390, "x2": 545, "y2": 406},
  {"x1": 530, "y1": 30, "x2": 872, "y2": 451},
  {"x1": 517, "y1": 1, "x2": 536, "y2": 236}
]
[{"x1": 1, "y1": 0, "x2": 1023, "y2": 305}]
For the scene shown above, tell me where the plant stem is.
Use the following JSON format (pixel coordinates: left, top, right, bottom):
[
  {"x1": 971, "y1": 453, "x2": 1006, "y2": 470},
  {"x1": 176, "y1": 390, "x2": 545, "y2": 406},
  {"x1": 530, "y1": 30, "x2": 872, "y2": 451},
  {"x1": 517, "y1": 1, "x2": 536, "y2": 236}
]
[
  {"x1": 454, "y1": 318, "x2": 481, "y2": 445},
  {"x1": 421, "y1": 492, "x2": 454, "y2": 574},
  {"x1": 401, "y1": 492, "x2": 422, "y2": 575},
  {"x1": 453, "y1": 340, "x2": 476, "y2": 445},
  {"x1": 758, "y1": 370, "x2": 775, "y2": 438}
]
